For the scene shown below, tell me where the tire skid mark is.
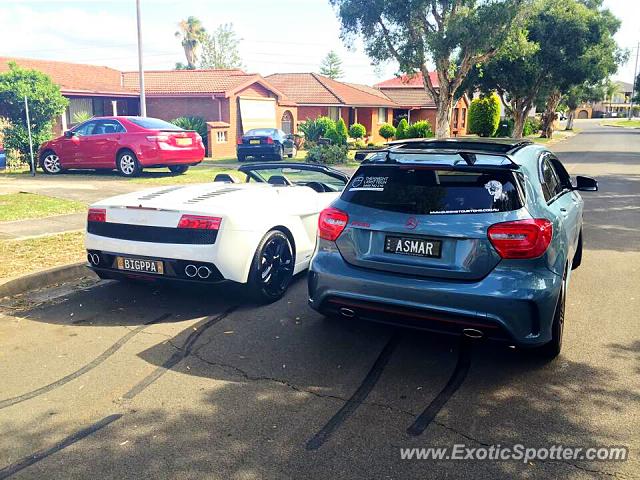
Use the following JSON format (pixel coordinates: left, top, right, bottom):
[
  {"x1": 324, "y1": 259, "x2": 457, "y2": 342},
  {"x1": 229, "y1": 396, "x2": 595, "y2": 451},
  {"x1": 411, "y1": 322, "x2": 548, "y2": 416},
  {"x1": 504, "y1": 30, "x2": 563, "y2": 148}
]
[
  {"x1": 0, "y1": 313, "x2": 172, "y2": 410},
  {"x1": 306, "y1": 332, "x2": 400, "y2": 451},
  {"x1": 122, "y1": 306, "x2": 237, "y2": 400},
  {"x1": 0, "y1": 414, "x2": 122, "y2": 479},
  {"x1": 407, "y1": 338, "x2": 472, "y2": 436}
]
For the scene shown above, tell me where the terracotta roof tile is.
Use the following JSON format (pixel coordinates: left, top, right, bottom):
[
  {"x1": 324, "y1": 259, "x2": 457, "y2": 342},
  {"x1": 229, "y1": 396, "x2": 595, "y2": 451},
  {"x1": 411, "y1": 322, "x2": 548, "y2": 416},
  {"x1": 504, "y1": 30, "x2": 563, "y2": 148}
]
[
  {"x1": 0, "y1": 56, "x2": 133, "y2": 95},
  {"x1": 266, "y1": 73, "x2": 396, "y2": 106},
  {"x1": 377, "y1": 87, "x2": 436, "y2": 108},
  {"x1": 374, "y1": 72, "x2": 440, "y2": 89},
  {"x1": 122, "y1": 69, "x2": 254, "y2": 95}
]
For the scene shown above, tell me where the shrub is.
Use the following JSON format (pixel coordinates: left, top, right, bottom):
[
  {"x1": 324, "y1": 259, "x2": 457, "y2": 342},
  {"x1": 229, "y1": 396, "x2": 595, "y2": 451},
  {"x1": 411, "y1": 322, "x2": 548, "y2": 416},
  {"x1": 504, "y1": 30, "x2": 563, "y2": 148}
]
[
  {"x1": 468, "y1": 93, "x2": 501, "y2": 137},
  {"x1": 406, "y1": 120, "x2": 434, "y2": 138},
  {"x1": 378, "y1": 123, "x2": 396, "y2": 141},
  {"x1": 334, "y1": 118, "x2": 348, "y2": 145},
  {"x1": 349, "y1": 123, "x2": 366, "y2": 140},
  {"x1": 306, "y1": 144, "x2": 348, "y2": 165},
  {"x1": 523, "y1": 117, "x2": 542, "y2": 136},
  {"x1": 348, "y1": 140, "x2": 367, "y2": 150},
  {"x1": 494, "y1": 119, "x2": 514, "y2": 137},
  {"x1": 396, "y1": 118, "x2": 409, "y2": 139},
  {"x1": 171, "y1": 116, "x2": 208, "y2": 149},
  {"x1": 72, "y1": 111, "x2": 92, "y2": 124},
  {"x1": 298, "y1": 116, "x2": 336, "y2": 144}
]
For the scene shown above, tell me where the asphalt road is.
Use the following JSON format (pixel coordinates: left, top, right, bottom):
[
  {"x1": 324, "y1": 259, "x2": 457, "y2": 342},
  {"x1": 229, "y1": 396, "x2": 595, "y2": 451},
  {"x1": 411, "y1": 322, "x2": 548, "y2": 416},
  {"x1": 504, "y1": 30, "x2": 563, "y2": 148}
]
[{"x1": 1, "y1": 120, "x2": 638, "y2": 480}]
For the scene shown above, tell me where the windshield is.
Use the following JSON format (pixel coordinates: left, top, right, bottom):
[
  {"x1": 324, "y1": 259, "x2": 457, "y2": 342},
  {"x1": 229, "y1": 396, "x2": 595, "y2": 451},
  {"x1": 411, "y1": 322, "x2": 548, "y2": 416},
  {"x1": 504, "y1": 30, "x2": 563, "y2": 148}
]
[
  {"x1": 247, "y1": 167, "x2": 346, "y2": 191},
  {"x1": 128, "y1": 117, "x2": 184, "y2": 131},
  {"x1": 245, "y1": 128, "x2": 278, "y2": 137}
]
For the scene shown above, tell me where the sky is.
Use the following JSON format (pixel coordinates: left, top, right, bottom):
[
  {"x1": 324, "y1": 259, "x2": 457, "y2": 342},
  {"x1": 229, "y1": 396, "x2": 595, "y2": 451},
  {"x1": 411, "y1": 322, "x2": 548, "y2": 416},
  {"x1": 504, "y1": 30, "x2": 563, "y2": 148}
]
[{"x1": 0, "y1": 0, "x2": 638, "y2": 86}]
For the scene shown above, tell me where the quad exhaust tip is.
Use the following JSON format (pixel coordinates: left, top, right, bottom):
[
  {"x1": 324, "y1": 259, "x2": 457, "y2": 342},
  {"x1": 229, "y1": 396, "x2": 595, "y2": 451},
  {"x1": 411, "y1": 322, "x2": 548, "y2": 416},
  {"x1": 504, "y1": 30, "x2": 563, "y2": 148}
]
[
  {"x1": 87, "y1": 253, "x2": 100, "y2": 266},
  {"x1": 185, "y1": 264, "x2": 198, "y2": 278},
  {"x1": 197, "y1": 266, "x2": 211, "y2": 279},
  {"x1": 462, "y1": 328, "x2": 484, "y2": 339}
]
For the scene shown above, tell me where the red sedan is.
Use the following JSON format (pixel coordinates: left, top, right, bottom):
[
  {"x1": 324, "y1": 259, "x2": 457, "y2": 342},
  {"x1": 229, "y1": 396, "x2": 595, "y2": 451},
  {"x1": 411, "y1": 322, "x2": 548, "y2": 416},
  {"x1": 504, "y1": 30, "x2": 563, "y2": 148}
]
[{"x1": 38, "y1": 116, "x2": 205, "y2": 177}]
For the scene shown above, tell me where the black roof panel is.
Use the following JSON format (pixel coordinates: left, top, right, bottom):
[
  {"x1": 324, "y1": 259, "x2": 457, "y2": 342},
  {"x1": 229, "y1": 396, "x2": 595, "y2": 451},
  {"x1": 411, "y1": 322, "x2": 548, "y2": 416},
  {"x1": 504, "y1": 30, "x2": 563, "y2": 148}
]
[{"x1": 387, "y1": 138, "x2": 533, "y2": 154}]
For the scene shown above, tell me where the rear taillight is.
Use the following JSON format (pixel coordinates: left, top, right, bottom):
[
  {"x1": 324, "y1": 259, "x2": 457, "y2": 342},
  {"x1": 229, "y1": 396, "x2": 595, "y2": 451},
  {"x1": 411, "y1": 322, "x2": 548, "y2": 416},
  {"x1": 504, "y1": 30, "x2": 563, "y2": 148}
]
[
  {"x1": 87, "y1": 208, "x2": 106, "y2": 223},
  {"x1": 177, "y1": 214, "x2": 221, "y2": 230},
  {"x1": 487, "y1": 219, "x2": 553, "y2": 259},
  {"x1": 266, "y1": 137, "x2": 274, "y2": 144},
  {"x1": 237, "y1": 137, "x2": 244, "y2": 145},
  {"x1": 318, "y1": 207, "x2": 348, "y2": 241},
  {"x1": 147, "y1": 135, "x2": 170, "y2": 142}
]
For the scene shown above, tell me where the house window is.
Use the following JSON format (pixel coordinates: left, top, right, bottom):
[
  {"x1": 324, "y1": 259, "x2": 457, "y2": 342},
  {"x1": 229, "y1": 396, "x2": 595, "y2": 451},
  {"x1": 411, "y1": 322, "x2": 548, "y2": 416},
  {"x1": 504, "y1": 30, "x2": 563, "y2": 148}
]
[
  {"x1": 328, "y1": 106, "x2": 340, "y2": 122},
  {"x1": 453, "y1": 108, "x2": 459, "y2": 128},
  {"x1": 378, "y1": 107, "x2": 387, "y2": 123},
  {"x1": 281, "y1": 110, "x2": 293, "y2": 135},
  {"x1": 216, "y1": 131, "x2": 228, "y2": 143},
  {"x1": 67, "y1": 98, "x2": 93, "y2": 125},
  {"x1": 461, "y1": 108, "x2": 467, "y2": 128}
]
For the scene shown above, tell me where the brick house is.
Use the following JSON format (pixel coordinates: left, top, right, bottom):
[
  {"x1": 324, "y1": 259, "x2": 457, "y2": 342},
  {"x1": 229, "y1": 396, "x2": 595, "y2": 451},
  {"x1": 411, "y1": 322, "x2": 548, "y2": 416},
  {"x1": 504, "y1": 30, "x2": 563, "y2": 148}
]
[
  {"x1": 122, "y1": 70, "x2": 297, "y2": 158},
  {"x1": 0, "y1": 57, "x2": 140, "y2": 133},
  {"x1": 266, "y1": 73, "x2": 397, "y2": 143},
  {"x1": 375, "y1": 72, "x2": 470, "y2": 136}
]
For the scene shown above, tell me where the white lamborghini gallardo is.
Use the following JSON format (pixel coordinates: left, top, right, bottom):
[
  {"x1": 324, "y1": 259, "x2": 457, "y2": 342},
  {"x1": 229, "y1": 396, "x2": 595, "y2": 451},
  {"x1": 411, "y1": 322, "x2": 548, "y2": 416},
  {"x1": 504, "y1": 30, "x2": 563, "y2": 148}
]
[{"x1": 85, "y1": 163, "x2": 349, "y2": 302}]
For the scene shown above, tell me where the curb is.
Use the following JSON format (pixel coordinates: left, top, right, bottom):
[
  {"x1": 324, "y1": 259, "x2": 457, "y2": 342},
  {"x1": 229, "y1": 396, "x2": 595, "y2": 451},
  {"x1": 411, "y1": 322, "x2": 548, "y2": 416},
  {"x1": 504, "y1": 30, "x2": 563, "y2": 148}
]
[{"x1": 0, "y1": 262, "x2": 98, "y2": 299}]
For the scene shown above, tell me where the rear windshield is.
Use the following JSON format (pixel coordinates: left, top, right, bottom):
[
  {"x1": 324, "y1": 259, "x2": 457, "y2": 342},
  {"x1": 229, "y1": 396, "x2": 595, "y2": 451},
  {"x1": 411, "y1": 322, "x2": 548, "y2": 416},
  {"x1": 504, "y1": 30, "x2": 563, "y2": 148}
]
[
  {"x1": 128, "y1": 117, "x2": 183, "y2": 131},
  {"x1": 245, "y1": 128, "x2": 278, "y2": 136},
  {"x1": 341, "y1": 165, "x2": 523, "y2": 214}
]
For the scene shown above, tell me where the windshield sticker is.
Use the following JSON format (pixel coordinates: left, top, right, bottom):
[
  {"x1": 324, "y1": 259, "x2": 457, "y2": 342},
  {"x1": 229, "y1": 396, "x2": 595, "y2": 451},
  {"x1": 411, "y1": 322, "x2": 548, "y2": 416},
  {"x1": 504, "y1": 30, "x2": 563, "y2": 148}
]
[
  {"x1": 484, "y1": 180, "x2": 506, "y2": 201},
  {"x1": 349, "y1": 175, "x2": 389, "y2": 191}
]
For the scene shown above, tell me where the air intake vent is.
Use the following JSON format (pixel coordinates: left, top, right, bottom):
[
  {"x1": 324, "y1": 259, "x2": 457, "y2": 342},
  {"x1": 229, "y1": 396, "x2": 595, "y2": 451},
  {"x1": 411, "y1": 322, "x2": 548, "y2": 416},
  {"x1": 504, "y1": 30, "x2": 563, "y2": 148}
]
[
  {"x1": 185, "y1": 188, "x2": 241, "y2": 204},
  {"x1": 138, "y1": 186, "x2": 184, "y2": 201}
]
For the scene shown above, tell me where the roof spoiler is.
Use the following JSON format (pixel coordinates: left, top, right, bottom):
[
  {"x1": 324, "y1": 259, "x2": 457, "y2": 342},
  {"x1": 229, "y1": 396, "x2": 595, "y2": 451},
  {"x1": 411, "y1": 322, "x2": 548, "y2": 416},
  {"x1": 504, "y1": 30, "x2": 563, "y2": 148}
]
[{"x1": 354, "y1": 148, "x2": 521, "y2": 169}]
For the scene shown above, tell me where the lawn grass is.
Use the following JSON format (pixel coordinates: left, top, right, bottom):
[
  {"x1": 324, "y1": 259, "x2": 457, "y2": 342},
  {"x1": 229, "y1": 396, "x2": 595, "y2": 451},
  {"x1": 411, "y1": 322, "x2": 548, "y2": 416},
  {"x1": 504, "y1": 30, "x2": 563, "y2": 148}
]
[
  {"x1": 0, "y1": 231, "x2": 85, "y2": 281},
  {"x1": 0, "y1": 192, "x2": 86, "y2": 222},
  {"x1": 129, "y1": 166, "x2": 244, "y2": 185},
  {"x1": 601, "y1": 119, "x2": 640, "y2": 128}
]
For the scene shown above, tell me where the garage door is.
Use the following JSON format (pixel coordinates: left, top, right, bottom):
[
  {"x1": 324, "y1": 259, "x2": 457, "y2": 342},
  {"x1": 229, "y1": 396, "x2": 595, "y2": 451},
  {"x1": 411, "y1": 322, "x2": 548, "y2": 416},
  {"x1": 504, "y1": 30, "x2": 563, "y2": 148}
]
[{"x1": 239, "y1": 97, "x2": 276, "y2": 133}]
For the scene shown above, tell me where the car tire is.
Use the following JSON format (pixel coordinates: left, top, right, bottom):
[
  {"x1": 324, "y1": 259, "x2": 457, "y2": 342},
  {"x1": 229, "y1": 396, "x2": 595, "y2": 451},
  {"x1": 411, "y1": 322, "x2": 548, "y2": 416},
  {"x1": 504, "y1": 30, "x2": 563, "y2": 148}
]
[
  {"x1": 571, "y1": 230, "x2": 583, "y2": 270},
  {"x1": 168, "y1": 165, "x2": 189, "y2": 174},
  {"x1": 40, "y1": 150, "x2": 63, "y2": 174},
  {"x1": 237, "y1": 153, "x2": 246, "y2": 162},
  {"x1": 247, "y1": 230, "x2": 294, "y2": 304},
  {"x1": 537, "y1": 270, "x2": 566, "y2": 360},
  {"x1": 117, "y1": 150, "x2": 142, "y2": 177},
  {"x1": 275, "y1": 146, "x2": 284, "y2": 161},
  {"x1": 287, "y1": 146, "x2": 297, "y2": 159}
]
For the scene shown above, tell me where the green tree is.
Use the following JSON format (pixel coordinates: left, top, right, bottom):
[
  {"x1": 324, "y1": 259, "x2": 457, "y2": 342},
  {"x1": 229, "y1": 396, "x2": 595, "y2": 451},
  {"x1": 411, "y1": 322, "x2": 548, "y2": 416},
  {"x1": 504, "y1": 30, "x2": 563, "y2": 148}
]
[
  {"x1": 378, "y1": 123, "x2": 396, "y2": 140},
  {"x1": 0, "y1": 62, "x2": 68, "y2": 166},
  {"x1": 468, "y1": 93, "x2": 501, "y2": 137},
  {"x1": 349, "y1": 123, "x2": 366, "y2": 140},
  {"x1": 466, "y1": 0, "x2": 623, "y2": 138},
  {"x1": 603, "y1": 79, "x2": 620, "y2": 114},
  {"x1": 562, "y1": 82, "x2": 605, "y2": 130},
  {"x1": 175, "y1": 16, "x2": 207, "y2": 69},
  {"x1": 200, "y1": 23, "x2": 244, "y2": 69},
  {"x1": 319, "y1": 51, "x2": 344, "y2": 79},
  {"x1": 334, "y1": 118, "x2": 348, "y2": 145},
  {"x1": 395, "y1": 118, "x2": 409, "y2": 139},
  {"x1": 329, "y1": 0, "x2": 527, "y2": 139}
]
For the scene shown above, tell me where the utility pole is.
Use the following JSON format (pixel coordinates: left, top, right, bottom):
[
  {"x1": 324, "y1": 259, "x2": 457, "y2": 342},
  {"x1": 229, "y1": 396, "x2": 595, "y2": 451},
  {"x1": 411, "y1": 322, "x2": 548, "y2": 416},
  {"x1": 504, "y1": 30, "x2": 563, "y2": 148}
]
[
  {"x1": 629, "y1": 42, "x2": 639, "y2": 120},
  {"x1": 136, "y1": 0, "x2": 147, "y2": 117}
]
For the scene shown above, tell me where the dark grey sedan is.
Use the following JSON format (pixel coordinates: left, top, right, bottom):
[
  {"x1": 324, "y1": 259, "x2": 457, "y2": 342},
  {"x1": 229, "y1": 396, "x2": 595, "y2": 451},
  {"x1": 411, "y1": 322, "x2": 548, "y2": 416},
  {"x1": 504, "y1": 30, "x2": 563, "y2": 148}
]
[{"x1": 236, "y1": 128, "x2": 297, "y2": 162}]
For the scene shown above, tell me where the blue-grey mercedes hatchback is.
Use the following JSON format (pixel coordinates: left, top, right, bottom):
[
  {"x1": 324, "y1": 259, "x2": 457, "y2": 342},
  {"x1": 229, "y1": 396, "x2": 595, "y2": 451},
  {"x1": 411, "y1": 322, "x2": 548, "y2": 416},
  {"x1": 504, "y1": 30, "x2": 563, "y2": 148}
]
[{"x1": 308, "y1": 139, "x2": 598, "y2": 359}]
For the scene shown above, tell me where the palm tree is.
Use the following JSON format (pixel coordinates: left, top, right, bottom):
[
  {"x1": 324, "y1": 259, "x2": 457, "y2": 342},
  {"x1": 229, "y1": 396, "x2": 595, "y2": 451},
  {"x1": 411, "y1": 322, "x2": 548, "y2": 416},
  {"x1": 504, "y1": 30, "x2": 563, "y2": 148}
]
[{"x1": 175, "y1": 16, "x2": 207, "y2": 69}]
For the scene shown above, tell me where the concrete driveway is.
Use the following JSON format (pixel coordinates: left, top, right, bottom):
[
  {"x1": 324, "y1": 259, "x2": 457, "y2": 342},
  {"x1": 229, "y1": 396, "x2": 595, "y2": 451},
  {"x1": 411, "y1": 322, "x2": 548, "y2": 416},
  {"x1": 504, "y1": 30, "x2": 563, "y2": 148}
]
[{"x1": 0, "y1": 120, "x2": 638, "y2": 479}]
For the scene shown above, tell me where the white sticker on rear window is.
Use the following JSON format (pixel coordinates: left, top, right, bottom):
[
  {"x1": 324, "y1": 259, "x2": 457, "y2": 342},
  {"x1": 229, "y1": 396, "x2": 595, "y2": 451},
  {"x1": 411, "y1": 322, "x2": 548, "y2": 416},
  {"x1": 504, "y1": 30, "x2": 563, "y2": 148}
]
[
  {"x1": 484, "y1": 180, "x2": 505, "y2": 201},
  {"x1": 349, "y1": 175, "x2": 389, "y2": 191}
]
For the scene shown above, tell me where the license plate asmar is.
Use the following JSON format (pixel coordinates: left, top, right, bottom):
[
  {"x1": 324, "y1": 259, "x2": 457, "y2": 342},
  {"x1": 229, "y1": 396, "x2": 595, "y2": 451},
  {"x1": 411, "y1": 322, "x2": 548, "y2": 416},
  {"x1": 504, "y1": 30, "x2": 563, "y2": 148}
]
[
  {"x1": 249, "y1": 139, "x2": 261, "y2": 144},
  {"x1": 116, "y1": 257, "x2": 164, "y2": 275},
  {"x1": 384, "y1": 236, "x2": 442, "y2": 258}
]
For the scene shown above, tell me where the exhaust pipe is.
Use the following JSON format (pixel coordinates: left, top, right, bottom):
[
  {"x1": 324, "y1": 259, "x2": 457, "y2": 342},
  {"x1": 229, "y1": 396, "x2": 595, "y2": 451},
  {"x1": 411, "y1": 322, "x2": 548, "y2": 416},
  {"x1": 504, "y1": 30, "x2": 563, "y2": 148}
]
[
  {"x1": 462, "y1": 328, "x2": 484, "y2": 339},
  {"x1": 197, "y1": 266, "x2": 211, "y2": 279},
  {"x1": 185, "y1": 264, "x2": 198, "y2": 278},
  {"x1": 87, "y1": 253, "x2": 100, "y2": 265},
  {"x1": 339, "y1": 307, "x2": 356, "y2": 318}
]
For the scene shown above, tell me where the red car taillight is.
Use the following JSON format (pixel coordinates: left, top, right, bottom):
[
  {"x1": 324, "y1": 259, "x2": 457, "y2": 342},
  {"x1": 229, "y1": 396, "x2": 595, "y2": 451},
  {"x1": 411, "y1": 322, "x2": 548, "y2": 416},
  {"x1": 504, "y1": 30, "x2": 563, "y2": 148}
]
[
  {"x1": 318, "y1": 207, "x2": 348, "y2": 241},
  {"x1": 177, "y1": 214, "x2": 221, "y2": 230},
  {"x1": 87, "y1": 208, "x2": 106, "y2": 223},
  {"x1": 487, "y1": 219, "x2": 553, "y2": 259},
  {"x1": 237, "y1": 137, "x2": 244, "y2": 145},
  {"x1": 146, "y1": 135, "x2": 170, "y2": 143},
  {"x1": 266, "y1": 137, "x2": 274, "y2": 144}
]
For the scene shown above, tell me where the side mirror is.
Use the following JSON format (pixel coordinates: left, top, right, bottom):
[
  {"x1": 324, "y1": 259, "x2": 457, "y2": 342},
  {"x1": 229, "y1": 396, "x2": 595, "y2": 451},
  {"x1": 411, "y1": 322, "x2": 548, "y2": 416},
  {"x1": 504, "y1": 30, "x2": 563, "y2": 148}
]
[
  {"x1": 64, "y1": 130, "x2": 75, "y2": 138},
  {"x1": 574, "y1": 175, "x2": 598, "y2": 192}
]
